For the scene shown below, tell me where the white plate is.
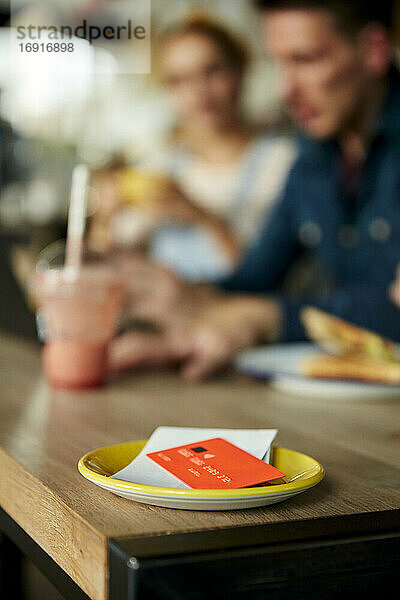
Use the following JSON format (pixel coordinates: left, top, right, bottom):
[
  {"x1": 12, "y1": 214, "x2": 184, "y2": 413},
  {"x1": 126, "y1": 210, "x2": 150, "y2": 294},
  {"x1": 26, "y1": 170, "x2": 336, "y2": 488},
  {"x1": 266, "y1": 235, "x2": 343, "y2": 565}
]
[{"x1": 235, "y1": 343, "x2": 400, "y2": 400}]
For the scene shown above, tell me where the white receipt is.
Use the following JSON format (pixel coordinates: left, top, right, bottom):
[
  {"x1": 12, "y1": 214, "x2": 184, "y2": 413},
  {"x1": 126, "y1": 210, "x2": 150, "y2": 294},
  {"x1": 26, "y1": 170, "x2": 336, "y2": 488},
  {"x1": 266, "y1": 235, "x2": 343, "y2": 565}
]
[{"x1": 111, "y1": 427, "x2": 278, "y2": 489}]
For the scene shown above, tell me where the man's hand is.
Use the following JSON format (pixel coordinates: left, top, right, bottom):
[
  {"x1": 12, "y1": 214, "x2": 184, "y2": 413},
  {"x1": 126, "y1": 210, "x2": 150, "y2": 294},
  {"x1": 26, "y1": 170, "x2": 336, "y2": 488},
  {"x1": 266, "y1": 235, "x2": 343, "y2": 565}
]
[
  {"x1": 109, "y1": 330, "x2": 188, "y2": 372},
  {"x1": 109, "y1": 295, "x2": 282, "y2": 381},
  {"x1": 177, "y1": 296, "x2": 282, "y2": 380}
]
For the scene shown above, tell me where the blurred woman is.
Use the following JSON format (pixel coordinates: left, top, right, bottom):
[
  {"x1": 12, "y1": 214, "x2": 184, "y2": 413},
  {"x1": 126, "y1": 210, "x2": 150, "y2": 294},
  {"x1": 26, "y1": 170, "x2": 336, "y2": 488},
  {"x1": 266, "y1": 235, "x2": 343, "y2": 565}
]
[{"x1": 90, "y1": 16, "x2": 296, "y2": 282}]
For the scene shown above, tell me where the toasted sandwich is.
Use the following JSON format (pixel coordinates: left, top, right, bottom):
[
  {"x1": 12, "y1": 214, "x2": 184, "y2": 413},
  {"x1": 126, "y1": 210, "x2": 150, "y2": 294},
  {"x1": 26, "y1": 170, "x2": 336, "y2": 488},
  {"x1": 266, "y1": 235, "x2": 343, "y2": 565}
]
[
  {"x1": 301, "y1": 354, "x2": 400, "y2": 384},
  {"x1": 301, "y1": 307, "x2": 399, "y2": 362}
]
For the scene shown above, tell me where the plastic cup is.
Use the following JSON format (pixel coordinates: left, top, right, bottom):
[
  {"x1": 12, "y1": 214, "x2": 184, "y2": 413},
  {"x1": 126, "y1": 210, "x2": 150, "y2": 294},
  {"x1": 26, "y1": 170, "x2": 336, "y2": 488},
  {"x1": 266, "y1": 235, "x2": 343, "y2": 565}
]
[{"x1": 31, "y1": 243, "x2": 125, "y2": 389}]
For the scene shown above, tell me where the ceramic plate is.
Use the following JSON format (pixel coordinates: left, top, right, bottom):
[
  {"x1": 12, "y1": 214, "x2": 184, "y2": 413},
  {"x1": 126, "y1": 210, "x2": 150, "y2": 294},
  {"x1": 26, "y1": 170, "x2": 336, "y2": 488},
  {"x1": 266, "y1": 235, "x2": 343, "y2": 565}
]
[
  {"x1": 235, "y1": 343, "x2": 400, "y2": 400},
  {"x1": 78, "y1": 440, "x2": 324, "y2": 510}
]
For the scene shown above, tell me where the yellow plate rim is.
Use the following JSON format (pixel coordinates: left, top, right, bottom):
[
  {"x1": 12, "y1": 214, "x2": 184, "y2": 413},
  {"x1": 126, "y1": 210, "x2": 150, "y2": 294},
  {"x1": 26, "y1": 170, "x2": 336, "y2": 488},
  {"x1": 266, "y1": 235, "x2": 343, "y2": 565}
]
[{"x1": 78, "y1": 441, "x2": 325, "y2": 499}]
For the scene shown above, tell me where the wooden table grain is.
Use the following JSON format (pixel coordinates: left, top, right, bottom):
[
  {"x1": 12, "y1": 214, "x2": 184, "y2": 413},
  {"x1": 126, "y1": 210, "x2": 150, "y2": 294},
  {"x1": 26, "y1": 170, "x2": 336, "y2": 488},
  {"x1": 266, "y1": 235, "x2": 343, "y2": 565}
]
[{"x1": 0, "y1": 333, "x2": 399, "y2": 599}]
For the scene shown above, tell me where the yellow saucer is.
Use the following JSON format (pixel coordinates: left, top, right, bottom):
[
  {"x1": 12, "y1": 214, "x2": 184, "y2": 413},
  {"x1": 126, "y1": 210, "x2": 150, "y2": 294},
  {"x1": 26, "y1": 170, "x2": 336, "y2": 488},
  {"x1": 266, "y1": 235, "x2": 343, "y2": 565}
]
[{"x1": 78, "y1": 441, "x2": 324, "y2": 510}]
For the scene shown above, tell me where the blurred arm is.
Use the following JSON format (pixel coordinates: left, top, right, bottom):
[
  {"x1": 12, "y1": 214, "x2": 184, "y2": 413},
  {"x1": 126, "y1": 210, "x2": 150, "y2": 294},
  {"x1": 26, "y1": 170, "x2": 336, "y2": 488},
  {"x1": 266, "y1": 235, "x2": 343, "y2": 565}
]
[{"x1": 219, "y1": 173, "x2": 302, "y2": 293}]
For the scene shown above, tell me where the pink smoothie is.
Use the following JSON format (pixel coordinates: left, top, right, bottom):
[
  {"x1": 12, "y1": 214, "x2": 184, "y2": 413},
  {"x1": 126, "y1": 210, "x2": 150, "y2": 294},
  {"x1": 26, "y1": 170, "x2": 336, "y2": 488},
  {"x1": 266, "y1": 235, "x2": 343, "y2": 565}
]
[
  {"x1": 32, "y1": 266, "x2": 124, "y2": 390},
  {"x1": 42, "y1": 340, "x2": 108, "y2": 389}
]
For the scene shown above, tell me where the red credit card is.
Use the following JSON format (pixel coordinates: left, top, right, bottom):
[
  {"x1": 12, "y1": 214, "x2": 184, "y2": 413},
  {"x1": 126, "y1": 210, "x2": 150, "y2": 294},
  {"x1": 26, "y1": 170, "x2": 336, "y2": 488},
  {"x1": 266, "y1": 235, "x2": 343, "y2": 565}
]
[{"x1": 146, "y1": 437, "x2": 285, "y2": 489}]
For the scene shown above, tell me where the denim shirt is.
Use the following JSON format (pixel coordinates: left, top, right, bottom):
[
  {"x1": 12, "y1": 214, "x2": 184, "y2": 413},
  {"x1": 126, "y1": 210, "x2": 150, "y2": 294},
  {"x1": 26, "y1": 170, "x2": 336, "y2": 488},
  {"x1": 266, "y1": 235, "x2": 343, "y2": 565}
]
[{"x1": 221, "y1": 68, "x2": 400, "y2": 342}]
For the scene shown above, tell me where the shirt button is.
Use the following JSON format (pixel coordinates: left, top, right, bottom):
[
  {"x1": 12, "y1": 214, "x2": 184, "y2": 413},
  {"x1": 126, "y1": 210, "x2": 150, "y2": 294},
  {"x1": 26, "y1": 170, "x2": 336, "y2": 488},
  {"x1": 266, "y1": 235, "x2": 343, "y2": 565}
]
[
  {"x1": 299, "y1": 221, "x2": 322, "y2": 247},
  {"x1": 338, "y1": 225, "x2": 359, "y2": 249},
  {"x1": 369, "y1": 218, "x2": 391, "y2": 243}
]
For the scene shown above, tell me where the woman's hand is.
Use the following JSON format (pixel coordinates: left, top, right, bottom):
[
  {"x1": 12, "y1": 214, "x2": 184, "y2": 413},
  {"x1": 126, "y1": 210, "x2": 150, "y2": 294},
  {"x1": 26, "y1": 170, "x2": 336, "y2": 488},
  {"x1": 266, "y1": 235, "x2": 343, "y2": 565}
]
[
  {"x1": 151, "y1": 181, "x2": 240, "y2": 262},
  {"x1": 151, "y1": 180, "x2": 206, "y2": 224},
  {"x1": 88, "y1": 168, "x2": 240, "y2": 262},
  {"x1": 87, "y1": 169, "x2": 122, "y2": 253},
  {"x1": 111, "y1": 253, "x2": 219, "y2": 330}
]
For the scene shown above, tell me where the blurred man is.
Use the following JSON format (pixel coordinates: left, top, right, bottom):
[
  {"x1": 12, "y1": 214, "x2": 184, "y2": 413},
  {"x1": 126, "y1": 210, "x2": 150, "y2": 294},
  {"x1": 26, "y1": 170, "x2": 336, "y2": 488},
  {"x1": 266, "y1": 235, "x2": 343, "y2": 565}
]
[{"x1": 111, "y1": 0, "x2": 400, "y2": 380}]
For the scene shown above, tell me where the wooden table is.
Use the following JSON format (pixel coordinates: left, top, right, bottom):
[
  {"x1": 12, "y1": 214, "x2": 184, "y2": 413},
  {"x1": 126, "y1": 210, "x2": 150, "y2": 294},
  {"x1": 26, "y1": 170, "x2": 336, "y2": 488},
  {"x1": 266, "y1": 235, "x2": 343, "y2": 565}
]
[{"x1": 0, "y1": 334, "x2": 399, "y2": 600}]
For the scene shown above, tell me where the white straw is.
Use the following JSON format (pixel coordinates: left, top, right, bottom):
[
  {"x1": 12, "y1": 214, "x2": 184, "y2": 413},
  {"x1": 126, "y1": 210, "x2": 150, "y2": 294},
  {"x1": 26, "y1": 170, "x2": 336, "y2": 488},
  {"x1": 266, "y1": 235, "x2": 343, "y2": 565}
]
[{"x1": 65, "y1": 164, "x2": 89, "y2": 275}]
